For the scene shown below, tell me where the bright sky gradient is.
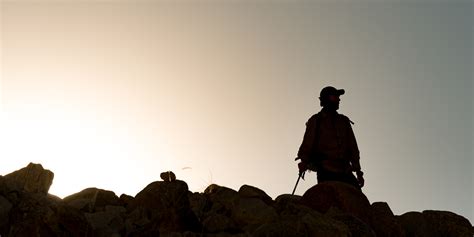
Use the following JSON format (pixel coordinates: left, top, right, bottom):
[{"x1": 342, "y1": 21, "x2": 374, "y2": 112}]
[{"x1": 1, "y1": 1, "x2": 472, "y2": 222}]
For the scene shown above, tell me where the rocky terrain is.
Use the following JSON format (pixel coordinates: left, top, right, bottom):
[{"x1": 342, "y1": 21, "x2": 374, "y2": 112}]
[{"x1": 0, "y1": 163, "x2": 472, "y2": 237}]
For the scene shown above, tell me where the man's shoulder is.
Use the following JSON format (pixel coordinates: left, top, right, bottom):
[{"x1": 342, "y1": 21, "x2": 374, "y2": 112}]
[
  {"x1": 337, "y1": 113, "x2": 354, "y2": 125},
  {"x1": 305, "y1": 113, "x2": 321, "y2": 126}
]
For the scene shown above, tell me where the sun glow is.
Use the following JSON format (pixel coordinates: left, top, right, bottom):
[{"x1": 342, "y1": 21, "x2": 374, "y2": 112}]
[{"x1": 0, "y1": 105, "x2": 172, "y2": 198}]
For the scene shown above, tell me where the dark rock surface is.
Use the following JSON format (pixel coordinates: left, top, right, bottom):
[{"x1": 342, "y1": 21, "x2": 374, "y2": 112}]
[
  {"x1": 0, "y1": 163, "x2": 472, "y2": 236},
  {"x1": 4, "y1": 162, "x2": 54, "y2": 194},
  {"x1": 300, "y1": 181, "x2": 372, "y2": 224}
]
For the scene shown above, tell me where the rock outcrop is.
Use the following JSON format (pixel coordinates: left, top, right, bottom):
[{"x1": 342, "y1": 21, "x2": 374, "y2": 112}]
[
  {"x1": 0, "y1": 163, "x2": 472, "y2": 237},
  {"x1": 4, "y1": 162, "x2": 54, "y2": 194}
]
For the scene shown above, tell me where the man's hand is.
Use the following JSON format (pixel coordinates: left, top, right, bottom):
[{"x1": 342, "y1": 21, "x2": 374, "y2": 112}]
[
  {"x1": 298, "y1": 162, "x2": 308, "y2": 174},
  {"x1": 356, "y1": 171, "x2": 365, "y2": 188}
]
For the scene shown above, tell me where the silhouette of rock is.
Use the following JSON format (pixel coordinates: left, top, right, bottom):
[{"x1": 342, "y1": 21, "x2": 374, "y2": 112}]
[
  {"x1": 7, "y1": 192, "x2": 90, "y2": 237},
  {"x1": 204, "y1": 184, "x2": 240, "y2": 213},
  {"x1": 4, "y1": 162, "x2": 54, "y2": 194},
  {"x1": 398, "y1": 210, "x2": 473, "y2": 237},
  {"x1": 300, "y1": 181, "x2": 372, "y2": 224},
  {"x1": 119, "y1": 193, "x2": 134, "y2": 208},
  {"x1": 0, "y1": 163, "x2": 472, "y2": 236},
  {"x1": 160, "y1": 171, "x2": 177, "y2": 182},
  {"x1": 63, "y1": 187, "x2": 121, "y2": 212},
  {"x1": 238, "y1": 184, "x2": 273, "y2": 205},
  {"x1": 370, "y1": 202, "x2": 405, "y2": 237},
  {"x1": 127, "y1": 180, "x2": 201, "y2": 234},
  {"x1": 270, "y1": 194, "x2": 351, "y2": 237}
]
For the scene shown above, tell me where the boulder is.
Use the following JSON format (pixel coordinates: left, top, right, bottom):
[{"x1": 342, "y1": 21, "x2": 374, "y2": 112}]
[
  {"x1": 398, "y1": 210, "x2": 473, "y2": 237},
  {"x1": 238, "y1": 185, "x2": 273, "y2": 205},
  {"x1": 300, "y1": 181, "x2": 372, "y2": 224},
  {"x1": 422, "y1": 210, "x2": 473, "y2": 237},
  {"x1": 63, "y1": 187, "x2": 121, "y2": 212},
  {"x1": 128, "y1": 180, "x2": 201, "y2": 233},
  {"x1": 370, "y1": 202, "x2": 405, "y2": 237},
  {"x1": 4, "y1": 163, "x2": 54, "y2": 194},
  {"x1": 397, "y1": 211, "x2": 436, "y2": 237},
  {"x1": 271, "y1": 194, "x2": 351, "y2": 237}
]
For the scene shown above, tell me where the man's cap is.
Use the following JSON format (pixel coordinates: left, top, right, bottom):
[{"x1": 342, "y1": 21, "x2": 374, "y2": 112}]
[{"x1": 320, "y1": 86, "x2": 345, "y2": 98}]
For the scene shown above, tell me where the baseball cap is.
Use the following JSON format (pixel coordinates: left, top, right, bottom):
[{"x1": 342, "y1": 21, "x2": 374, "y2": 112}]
[{"x1": 320, "y1": 86, "x2": 345, "y2": 98}]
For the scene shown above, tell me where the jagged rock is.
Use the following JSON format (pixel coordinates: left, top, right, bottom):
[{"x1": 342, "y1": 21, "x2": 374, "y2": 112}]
[
  {"x1": 398, "y1": 210, "x2": 473, "y2": 237},
  {"x1": 1, "y1": 163, "x2": 472, "y2": 236},
  {"x1": 4, "y1": 162, "x2": 54, "y2": 194},
  {"x1": 370, "y1": 202, "x2": 405, "y2": 237},
  {"x1": 300, "y1": 181, "x2": 372, "y2": 224},
  {"x1": 238, "y1": 185, "x2": 273, "y2": 205},
  {"x1": 128, "y1": 180, "x2": 201, "y2": 233},
  {"x1": 63, "y1": 187, "x2": 121, "y2": 212},
  {"x1": 160, "y1": 171, "x2": 177, "y2": 182}
]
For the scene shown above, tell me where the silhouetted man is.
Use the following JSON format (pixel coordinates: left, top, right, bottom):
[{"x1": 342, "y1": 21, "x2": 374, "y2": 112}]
[{"x1": 297, "y1": 86, "x2": 364, "y2": 189}]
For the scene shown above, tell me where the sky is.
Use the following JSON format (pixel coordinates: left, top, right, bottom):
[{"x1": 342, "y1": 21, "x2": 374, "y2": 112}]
[{"x1": 1, "y1": 0, "x2": 472, "y2": 222}]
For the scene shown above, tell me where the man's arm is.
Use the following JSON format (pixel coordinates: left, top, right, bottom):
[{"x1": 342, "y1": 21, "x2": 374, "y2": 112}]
[
  {"x1": 345, "y1": 118, "x2": 360, "y2": 171},
  {"x1": 346, "y1": 119, "x2": 364, "y2": 187},
  {"x1": 297, "y1": 115, "x2": 318, "y2": 163}
]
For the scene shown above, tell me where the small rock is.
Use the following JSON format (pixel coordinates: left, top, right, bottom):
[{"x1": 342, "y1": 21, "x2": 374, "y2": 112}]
[{"x1": 160, "y1": 171, "x2": 176, "y2": 182}]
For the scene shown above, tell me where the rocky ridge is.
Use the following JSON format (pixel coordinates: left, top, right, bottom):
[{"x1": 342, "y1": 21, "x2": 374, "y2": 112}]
[{"x1": 0, "y1": 163, "x2": 472, "y2": 237}]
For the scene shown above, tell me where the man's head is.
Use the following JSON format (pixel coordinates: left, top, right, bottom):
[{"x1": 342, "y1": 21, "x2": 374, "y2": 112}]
[{"x1": 319, "y1": 86, "x2": 345, "y2": 110}]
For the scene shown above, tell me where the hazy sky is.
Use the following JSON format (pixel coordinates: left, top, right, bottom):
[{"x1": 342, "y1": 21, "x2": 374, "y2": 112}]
[{"x1": 1, "y1": 0, "x2": 472, "y2": 222}]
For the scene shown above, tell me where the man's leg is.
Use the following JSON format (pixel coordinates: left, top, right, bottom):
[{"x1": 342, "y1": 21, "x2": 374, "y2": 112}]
[{"x1": 317, "y1": 170, "x2": 361, "y2": 189}]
